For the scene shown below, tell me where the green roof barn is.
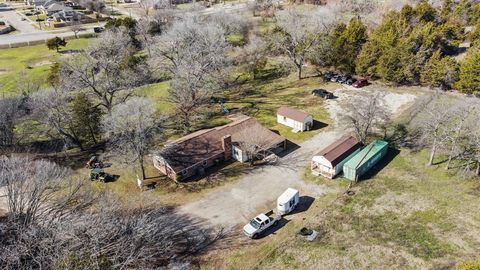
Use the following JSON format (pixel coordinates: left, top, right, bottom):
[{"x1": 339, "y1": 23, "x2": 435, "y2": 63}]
[{"x1": 343, "y1": 140, "x2": 388, "y2": 181}]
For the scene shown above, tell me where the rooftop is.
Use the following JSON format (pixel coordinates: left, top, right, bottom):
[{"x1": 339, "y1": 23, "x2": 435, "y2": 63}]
[
  {"x1": 344, "y1": 140, "x2": 388, "y2": 169},
  {"x1": 277, "y1": 106, "x2": 311, "y2": 122},
  {"x1": 156, "y1": 115, "x2": 285, "y2": 173},
  {"x1": 314, "y1": 135, "x2": 362, "y2": 167}
]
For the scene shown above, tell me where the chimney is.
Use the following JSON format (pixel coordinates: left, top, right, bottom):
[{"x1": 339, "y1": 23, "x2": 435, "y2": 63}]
[{"x1": 222, "y1": 135, "x2": 232, "y2": 161}]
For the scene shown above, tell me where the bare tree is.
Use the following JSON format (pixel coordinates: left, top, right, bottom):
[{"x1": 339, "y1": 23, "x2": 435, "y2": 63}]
[
  {"x1": 416, "y1": 93, "x2": 459, "y2": 166},
  {"x1": 235, "y1": 124, "x2": 278, "y2": 165},
  {"x1": 272, "y1": 8, "x2": 338, "y2": 79},
  {"x1": 235, "y1": 35, "x2": 268, "y2": 79},
  {"x1": 0, "y1": 155, "x2": 95, "y2": 226},
  {"x1": 61, "y1": 28, "x2": 149, "y2": 113},
  {"x1": 70, "y1": 20, "x2": 85, "y2": 39},
  {"x1": 153, "y1": 15, "x2": 230, "y2": 133},
  {"x1": 102, "y1": 97, "x2": 162, "y2": 180},
  {"x1": 0, "y1": 97, "x2": 27, "y2": 148},
  {"x1": 340, "y1": 91, "x2": 390, "y2": 144},
  {"x1": 30, "y1": 89, "x2": 89, "y2": 150}
]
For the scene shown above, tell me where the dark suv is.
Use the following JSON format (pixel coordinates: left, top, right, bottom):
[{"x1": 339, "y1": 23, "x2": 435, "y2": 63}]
[{"x1": 312, "y1": 89, "x2": 333, "y2": 99}]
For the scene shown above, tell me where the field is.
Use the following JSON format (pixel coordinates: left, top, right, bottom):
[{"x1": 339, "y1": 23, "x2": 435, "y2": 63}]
[{"x1": 0, "y1": 38, "x2": 90, "y2": 94}]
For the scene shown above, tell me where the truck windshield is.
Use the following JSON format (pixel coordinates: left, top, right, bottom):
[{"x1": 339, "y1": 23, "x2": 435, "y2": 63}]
[{"x1": 250, "y1": 219, "x2": 261, "y2": 229}]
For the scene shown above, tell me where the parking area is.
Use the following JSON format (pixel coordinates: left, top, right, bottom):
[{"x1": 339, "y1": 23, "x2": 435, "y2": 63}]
[{"x1": 0, "y1": 10, "x2": 38, "y2": 33}]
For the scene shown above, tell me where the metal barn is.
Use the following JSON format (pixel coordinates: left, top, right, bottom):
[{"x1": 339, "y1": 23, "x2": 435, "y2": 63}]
[{"x1": 343, "y1": 140, "x2": 388, "y2": 181}]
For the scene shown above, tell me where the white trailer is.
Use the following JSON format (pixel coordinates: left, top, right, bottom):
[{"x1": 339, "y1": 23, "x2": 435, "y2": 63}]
[
  {"x1": 243, "y1": 188, "x2": 300, "y2": 239},
  {"x1": 277, "y1": 188, "x2": 299, "y2": 215}
]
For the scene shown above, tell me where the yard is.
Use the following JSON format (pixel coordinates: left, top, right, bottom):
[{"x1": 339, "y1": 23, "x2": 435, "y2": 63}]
[
  {"x1": 209, "y1": 148, "x2": 480, "y2": 269},
  {"x1": 0, "y1": 38, "x2": 91, "y2": 94}
]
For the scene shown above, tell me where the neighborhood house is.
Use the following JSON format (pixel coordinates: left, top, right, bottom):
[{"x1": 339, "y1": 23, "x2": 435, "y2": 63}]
[
  {"x1": 311, "y1": 135, "x2": 362, "y2": 179},
  {"x1": 277, "y1": 106, "x2": 313, "y2": 132},
  {"x1": 343, "y1": 140, "x2": 389, "y2": 181},
  {"x1": 153, "y1": 115, "x2": 286, "y2": 181}
]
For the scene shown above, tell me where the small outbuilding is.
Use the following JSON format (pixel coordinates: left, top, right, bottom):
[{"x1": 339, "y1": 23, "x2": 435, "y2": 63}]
[
  {"x1": 311, "y1": 135, "x2": 362, "y2": 179},
  {"x1": 343, "y1": 140, "x2": 388, "y2": 181},
  {"x1": 277, "y1": 106, "x2": 313, "y2": 132}
]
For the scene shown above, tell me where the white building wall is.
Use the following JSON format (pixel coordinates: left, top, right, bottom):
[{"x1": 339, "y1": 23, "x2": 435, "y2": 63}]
[
  {"x1": 277, "y1": 114, "x2": 308, "y2": 131},
  {"x1": 232, "y1": 145, "x2": 248, "y2": 163}
]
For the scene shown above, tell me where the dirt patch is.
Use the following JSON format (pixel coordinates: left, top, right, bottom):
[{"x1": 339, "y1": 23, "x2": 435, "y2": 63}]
[
  {"x1": 357, "y1": 191, "x2": 432, "y2": 216},
  {"x1": 0, "y1": 69, "x2": 8, "y2": 75}
]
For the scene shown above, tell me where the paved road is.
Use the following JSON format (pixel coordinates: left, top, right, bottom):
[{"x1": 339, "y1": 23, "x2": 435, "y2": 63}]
[
  {"x1": 0, "y1": 10, "x2": 38, "y2": 33},
  {"x1": 0, "y1": 28, "x2": 97, "y2": 46}
]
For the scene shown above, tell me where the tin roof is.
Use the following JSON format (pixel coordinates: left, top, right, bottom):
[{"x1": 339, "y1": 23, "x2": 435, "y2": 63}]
[
  {"x1": 277, "y1": 106, "x2": 311, "y2": 122},
  {"x1": 344, "y1": 140, "x2": 388, "y2": 170},
  {"x1": 314, "y1": 135, "x2": 362, "y2": 167}
]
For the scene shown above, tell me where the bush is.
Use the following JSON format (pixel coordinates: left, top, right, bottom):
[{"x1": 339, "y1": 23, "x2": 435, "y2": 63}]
[{"x1": 457, "y1": 258, "x2": 480, "y2": 270}]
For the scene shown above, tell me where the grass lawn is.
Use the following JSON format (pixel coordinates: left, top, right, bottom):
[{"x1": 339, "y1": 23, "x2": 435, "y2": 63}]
[
  {"x1": 0, "y1": 38, "x2": 91, "y2": 95},
  {"x1": 216, "y1": 149, "x2": 480, "y2": 269}
]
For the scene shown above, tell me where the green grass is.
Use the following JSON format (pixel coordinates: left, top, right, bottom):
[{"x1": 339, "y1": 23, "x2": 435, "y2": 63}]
[
  {"x1": 219, "y1": 148, "x2": 480, "y2": 269},
  {"x1": 0, "y1": 38, "x2": 91, "y2": 94}
]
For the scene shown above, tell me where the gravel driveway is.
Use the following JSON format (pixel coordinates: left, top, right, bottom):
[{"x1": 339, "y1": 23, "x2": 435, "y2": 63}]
[
  {"x1": 179, "y1": 86, "x2": 418, "y2": 229},
  {"x1": 180, "y1": 130, "x2": 342, "y2": 228}
]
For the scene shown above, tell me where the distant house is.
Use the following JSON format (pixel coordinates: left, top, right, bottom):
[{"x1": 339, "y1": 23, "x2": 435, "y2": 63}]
[
  {"x1": 311, "y1": 135, "x2": 362, "y2": 179},
  {"x1": 153, "y1": 115, "x2": 286, "y2": 181},
  {"x1": 45, "y1": 3, "x2": 73, "y2": 16},
  {"x1": 277, "y1": 106, "x2": 313, "y2": 132},
  {"x1": 343, "y1": 140, "x2": 389, "y2": 181},
  {"x1": 52, "y1": 10, "x2": 83, "y2": 22}
]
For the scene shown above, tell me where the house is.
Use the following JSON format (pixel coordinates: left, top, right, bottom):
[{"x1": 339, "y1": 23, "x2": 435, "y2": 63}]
[
  {"x1": 45, "y1": 3, "x2": 73, "y2": 16},
  {"x1": 311, "y1": 135, "x2": 362, "y2": 179},
  {"x1": 277, "y1": 106, "x2": 313, "y2": 132},
  {"x1": 51, "y1": 10, "x2": 83, "y2": 22},
  {"x1": 343, "y1": 140, "x2": 389, "y2": 181},
  {"x1": 153, "y1": 115, "x2": 286, "y2": 181}
]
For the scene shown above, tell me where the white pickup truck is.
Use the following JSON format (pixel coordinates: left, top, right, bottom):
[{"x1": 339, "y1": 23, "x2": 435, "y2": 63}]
[
  {"x1": 243, "y1": 210, "x2": 281, "y2": 239},
  {"x1": 243, "y1": 188, "x2": 300, "y2": 239}
]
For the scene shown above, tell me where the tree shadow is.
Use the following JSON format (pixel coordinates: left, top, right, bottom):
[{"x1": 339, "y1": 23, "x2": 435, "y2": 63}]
[{"x1": 358, "y1": 147, "x2": 400, "y2": 181}]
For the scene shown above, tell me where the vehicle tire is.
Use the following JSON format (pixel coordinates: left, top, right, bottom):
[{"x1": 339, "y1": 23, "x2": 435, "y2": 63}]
[
  {"x1": 252, "y1": 233, "x2": 259, "y2": 239},
  {"x1": 273, "y1": 220, "x2": 279, "y2": 226}
]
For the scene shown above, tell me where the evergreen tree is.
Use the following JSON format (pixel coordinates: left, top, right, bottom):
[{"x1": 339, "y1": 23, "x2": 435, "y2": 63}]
[
  {"x1": 456, "y1": 47, "x2": 480, "y2": 94},
  {"x1": 46, "y1": 37, "x2": 67, "y2": 52},
  {"x1": 70, "y1": 93, "x2": 102, "y2": 147},
  {"x1": 331, "y1": 17, "x2": 367, "y2": 73},
  {"x1": 420, "y1": 50, "x2": 459, "y2": 89}
]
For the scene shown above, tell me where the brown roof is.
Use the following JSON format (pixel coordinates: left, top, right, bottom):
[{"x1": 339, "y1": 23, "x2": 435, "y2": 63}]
[
  {"x1": 314, "y1": 135, "x2": 362, "y2": 167},
  {"x1": 277, "y1": 106, "x2": 311, "y2": 122},
  {"x1": 157, "y1": 115, "x2": 285, "y2": 173}
]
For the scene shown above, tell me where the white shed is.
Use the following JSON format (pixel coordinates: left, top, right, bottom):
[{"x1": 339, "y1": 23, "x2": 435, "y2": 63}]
[{"x1": 277, "y1": 106, "x2": 313, "y2": 132}]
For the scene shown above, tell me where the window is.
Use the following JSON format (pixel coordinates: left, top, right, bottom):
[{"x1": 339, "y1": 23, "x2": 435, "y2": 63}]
[
  {"x1": 283, "y1": 116, "x2": 287, "y2": 121},
  {"x1": 202, "y1": 160, "x2": 208, "y2": 166}
]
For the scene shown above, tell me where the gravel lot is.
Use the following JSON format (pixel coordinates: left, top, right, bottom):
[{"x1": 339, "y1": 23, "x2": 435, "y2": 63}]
[{"x1": 180, "y1": 84, "x2": 419, "y2": 229}]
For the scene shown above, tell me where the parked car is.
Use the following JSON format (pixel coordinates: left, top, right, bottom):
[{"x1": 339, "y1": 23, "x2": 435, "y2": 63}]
[
  {"x1": 312, "y1": 89, "x2": 333, "y2": 99},
  {"x1": 337, "y1": 74, "x2": 352, "y2": 84},
  {"x1": 346, "y1": 77, "x2": 357, "y2": 85},
  {"x1": 352, "y1": 78, "x2": 369, "y2": 88},
  {"x1": 331, "y1": 74, "x2": 341, "y2": 82},
  {"x1": 323, "y1": 71, "x2": 336, "y2": 81},
  {"x1": 243, "y1": 210, "x2": 281, "y2": 239},
  {"x1": 93, "y1": 27, "x2": 104, "y2": 33}
]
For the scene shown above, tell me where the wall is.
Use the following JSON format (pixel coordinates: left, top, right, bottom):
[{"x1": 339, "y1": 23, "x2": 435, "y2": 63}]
[{"x1": 277, "y1": 115, "x2": 305, "y2": 130}]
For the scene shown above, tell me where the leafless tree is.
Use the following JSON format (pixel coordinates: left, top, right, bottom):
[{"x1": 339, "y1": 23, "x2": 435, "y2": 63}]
[
  {"x1": 208, "y1": 11, "x2": 250, "y2": 37},
  {"x1": 340, "y1": 91, "x2": 390, "y2": 144},
  {"x1": 153, "y1": 15, "x2": 230, "y2": 133},
  {"x1": 272, "y1": 8, "x2": 338, "y2": 79},
  {"x1": 138, "y1": 0, "x2": 156, "y2": 17},
  {"x1": 415, "y1": 93, "x2": 459, "y2": 166},
  {"x1": 235, "y1": 124, "x2": 278, "y2": 165},
  {"x1": 70, "y1": 20, "x2": 85, "y2": 39},
  {"x1": 0, "y1": 155, "x2": 96, "y2": 227},
  {"x1": 102, "y1": 97, "x2": 162, "y2": 180},
  {"x1": 29, "y1": 89, "x2": 89, "y2": 150},
  {"x1": 0, "y1": 97, "x2": 27, "y2": 148},
  {"x1": 61, "y1": 28, "x2": 149, "y2": 113},
  {"x1": 235, "y1": 35, "x2": 268, "y2": 79}
]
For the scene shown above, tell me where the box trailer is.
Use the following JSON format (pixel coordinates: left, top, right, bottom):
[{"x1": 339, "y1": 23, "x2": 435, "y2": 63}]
[
  {"x1": 343, "y1": 140, "x2": 388, "y2": 181},
  {"x1": 277, "y1": 188, "x2": 300, "y2": 215}
]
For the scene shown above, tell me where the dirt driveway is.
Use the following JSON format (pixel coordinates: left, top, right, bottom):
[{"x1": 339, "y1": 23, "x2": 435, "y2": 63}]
[{"x1": 181, "y1": 85, "x2": 418, "y2": 229}]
